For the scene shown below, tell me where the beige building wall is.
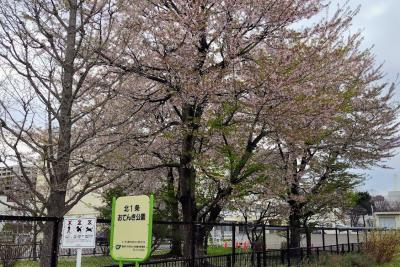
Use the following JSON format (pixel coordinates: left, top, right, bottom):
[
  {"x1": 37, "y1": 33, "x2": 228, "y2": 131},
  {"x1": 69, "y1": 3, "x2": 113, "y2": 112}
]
[
  {"x1": 35, "y1": 171, "x2": 104, "y2": 217},
  {"x1": 66, "y1": 191, "x2": 103, "y2": 216},
  {"x1": 374, "y1": 212, "x2": 400, "y2": 228}
]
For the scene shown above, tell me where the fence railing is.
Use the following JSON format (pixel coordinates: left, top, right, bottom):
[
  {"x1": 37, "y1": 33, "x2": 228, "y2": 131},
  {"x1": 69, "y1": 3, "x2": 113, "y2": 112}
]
[{"x1": 0, "y1": 215, "x2": 377, "y2": 267}]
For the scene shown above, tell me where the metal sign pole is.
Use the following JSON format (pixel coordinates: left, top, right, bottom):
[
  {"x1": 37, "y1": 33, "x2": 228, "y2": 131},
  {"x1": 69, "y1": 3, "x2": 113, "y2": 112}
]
[{"x1": 76, "y1": 248, "x2": 82, "y2": 267}]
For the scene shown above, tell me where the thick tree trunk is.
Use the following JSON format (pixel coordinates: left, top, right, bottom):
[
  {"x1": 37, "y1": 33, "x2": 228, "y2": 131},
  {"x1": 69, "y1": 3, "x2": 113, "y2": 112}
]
[
  {"x1": 169, "y1": 196, "x2": 182, "y2": 256},
  {"x1": 179, "y1": 149, "x2": 196, "y2": 258},
  {"x1": 170, "y1": 214, "x2": 182, "y2": 257},
  {"x1": 288, "y1": 202, "x2": 302, "y2": 267},
  {"x1": 165, "y1": 168, "x2": 182, "y2": 256},
  {"x1": 40, "y1": 223, "x2": 54, "y2": 267},
  {"x1": 289, "y1": 204, "x2": 302, "y2": 249},
  {"x1": 40, "y1": 192, "x2": 66, "y2": 267},
  {"x1": 194, "y1": 226, "x2": 207, "y2": 256},
  {"x1": 179, "y1": 104, "x2": 200, "y2": 258},
  {"x1": 193, "y1": 225, "x2": 214, "y2": 267},
  {"x1": 305, "y1": 227, "x2": 312, "y2": 257}
]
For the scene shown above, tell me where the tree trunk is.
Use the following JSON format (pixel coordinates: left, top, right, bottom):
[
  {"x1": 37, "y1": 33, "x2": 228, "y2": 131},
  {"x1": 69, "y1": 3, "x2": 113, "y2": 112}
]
[
  {"x1": 170, "y1": 218, "x2": 182, "y2": 257},
  {"x1": 179, "y1": 104, "x2": 200, "y2": 258},
  {"x1": 194, "y1": 226, "x2": 207, "y2": 256},
  {"x1": 305, "y1": 227, "x2": 312, "y2": 258},
  {"x1": 40, "y1": 192, "x2": 66, "y2": 267},
  {"x1": 288, "y1": 203, "x2": 302, "y2": 266},
  {"x1": 165, "y1": 168, "x2": 182, "y2": 256},
  {"x1": 39, "y1": 1, "x2": 77, "y2": 266},
  {"x1": 289, "y1": 204, "x2": 302, "y2": 249},
  {"x1": 194, "y1": 225, "x2": 214, "y2": 267}
]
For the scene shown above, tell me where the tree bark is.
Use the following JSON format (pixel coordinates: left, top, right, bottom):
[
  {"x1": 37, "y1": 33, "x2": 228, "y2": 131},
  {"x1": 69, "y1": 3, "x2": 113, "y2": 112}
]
[
  {"x1": 288, "y1": 204, "x2": 302, "y2": 249},
  {"x1": 305, "y1": 227, "x2": 312, "y2": 257},
  {"x1": 179, "y1": 104, "x2": 200, "y2": 258},
  {"x1": 194, "y1": 226, "x2": 207, "y2": 256},
  {"x1": 40, "y1": 192, "x2": 66, "y2": 267},
  {"x1": 166, "y1": 169, "x2": 182, "y2": 256},
  {"x1": 288, "y1": 202, "x2": 302, "y2": 265}
]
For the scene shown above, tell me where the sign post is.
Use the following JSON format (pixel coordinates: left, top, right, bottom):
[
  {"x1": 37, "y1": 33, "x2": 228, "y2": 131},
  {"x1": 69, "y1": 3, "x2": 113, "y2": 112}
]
[
  {"x1": 110, "y1": 195, "x2": 154, "y2": 267},
  {"x1": 61, "y1": 216, "x2": 97, "y2": 267},
  {"x1": 76, "y1": 248, "x2": 82, "y2": 267}
]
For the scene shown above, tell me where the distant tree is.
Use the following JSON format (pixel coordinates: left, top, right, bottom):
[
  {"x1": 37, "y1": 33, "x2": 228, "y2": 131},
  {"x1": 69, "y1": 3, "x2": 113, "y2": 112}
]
[
  {"x1": 96, "y1": 186, "x2": 126, "y2": 220},
  {"x1": 349, "y1": 192, "x2": 373, "y2": 227},
  {"x1": 231, "y1": 195, "x2": 286, "y2": 264},
  {"x1": 373, "y1": 195, "x2": 385, "y2": 203},
  {"x1": 374, "y1": 199, "x2": 400, "y2": 212}
]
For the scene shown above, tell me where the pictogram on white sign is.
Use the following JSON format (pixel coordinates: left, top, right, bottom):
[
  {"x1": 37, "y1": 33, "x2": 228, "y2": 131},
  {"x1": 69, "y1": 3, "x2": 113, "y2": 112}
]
[{"x1": 61, "y1": 216, "x2": 97, "y2": 249}]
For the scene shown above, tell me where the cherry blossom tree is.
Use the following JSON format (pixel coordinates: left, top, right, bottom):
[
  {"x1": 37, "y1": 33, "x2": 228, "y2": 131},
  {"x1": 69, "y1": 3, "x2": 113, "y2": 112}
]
[
  {"x1": 0, "y1": 1, "x2": 142, "y2": 265},
  {"x1": 99, "y1": 0, "x2": 325, "y2": 257},
  {"x1": 257, "y1": 16, "x2": 400, "y2": 251}
]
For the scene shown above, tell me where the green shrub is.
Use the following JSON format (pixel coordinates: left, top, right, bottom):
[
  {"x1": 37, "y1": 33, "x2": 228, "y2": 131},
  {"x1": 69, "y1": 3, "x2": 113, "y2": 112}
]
[
  {"x1": 304, "y1": 253, "x2": 374, "y2": 267},
  {"x1": 364, "y1": 230, "x2": 400, "y2": 264}
]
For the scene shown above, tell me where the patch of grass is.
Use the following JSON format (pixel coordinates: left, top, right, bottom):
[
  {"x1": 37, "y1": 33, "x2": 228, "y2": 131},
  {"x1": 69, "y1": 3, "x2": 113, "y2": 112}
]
[
  {"x1": 12, "y1": 256, "x2": 117, "y2": 267},
  {"x1": 207, "y1": 246, "x2": 231, "y2": 255},
  {"x1": 207, "y1": 245, "x2": 251, "y2": 255},
  {"x1": 377, "y1": 255, "x2": 400, "y2": 267},
  {"x1": 303, "y1": 253, "x2": 400, "y2": 267},
  {"x1": 304, "y1": 253, "x2": 374, "y2": 267}
]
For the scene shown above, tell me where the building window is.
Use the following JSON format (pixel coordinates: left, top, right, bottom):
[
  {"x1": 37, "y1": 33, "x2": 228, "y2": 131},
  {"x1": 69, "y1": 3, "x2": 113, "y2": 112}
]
[{"x1": 379, "y1": 217, "x2": 396, "y2": 229}]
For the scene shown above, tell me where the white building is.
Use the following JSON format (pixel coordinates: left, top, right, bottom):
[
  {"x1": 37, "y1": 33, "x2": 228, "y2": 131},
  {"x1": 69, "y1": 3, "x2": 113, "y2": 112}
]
[
  {"x1": 0, "y1": 166, "x2": 37, "y2": 213},
  {"x1": 0, "y1": 165, "x2": 102, "y2": 217}
]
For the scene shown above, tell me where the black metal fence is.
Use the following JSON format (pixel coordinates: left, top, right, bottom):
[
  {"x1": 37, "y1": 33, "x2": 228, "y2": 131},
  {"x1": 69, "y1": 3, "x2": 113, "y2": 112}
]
[{"x1": 0, "y1": 215, "x2": 373, "y2": 267}]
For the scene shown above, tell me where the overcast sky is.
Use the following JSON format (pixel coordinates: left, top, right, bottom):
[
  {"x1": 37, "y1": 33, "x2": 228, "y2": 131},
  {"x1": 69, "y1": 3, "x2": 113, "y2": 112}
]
[{"x1": 340, "y1": 0, "x2": 400, "y2": 196}]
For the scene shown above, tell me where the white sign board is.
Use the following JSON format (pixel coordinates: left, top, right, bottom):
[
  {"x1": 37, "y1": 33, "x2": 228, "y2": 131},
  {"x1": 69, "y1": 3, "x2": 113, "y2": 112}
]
[{"x1": 61, "y1": 216, "x2": 97, "y2": 249}]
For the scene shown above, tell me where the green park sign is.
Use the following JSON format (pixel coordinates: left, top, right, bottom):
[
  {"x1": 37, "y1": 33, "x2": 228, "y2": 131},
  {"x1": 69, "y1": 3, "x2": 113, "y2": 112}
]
[{"x1": 110, "y1": 195, "x2": 154, "y2": 267}]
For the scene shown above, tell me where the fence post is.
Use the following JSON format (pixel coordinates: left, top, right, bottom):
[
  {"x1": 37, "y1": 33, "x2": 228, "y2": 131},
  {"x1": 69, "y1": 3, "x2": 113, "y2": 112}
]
[
  {"x1": 347, "y1": 229, "x2": 350, "y2": 252},
  {"x1": 322, "y1": 229, "x2": 325, "y2": 251},
  {"x1": 191, "y1": 222, "x2": 195, "y2": 267},
  {"x1": 50, "y1": 218, "x2": 60, "y2": 267},
  {"x1": 262, "y1": 225, "x2": 266, "y2": 267},
  {"x1": 231, "y1": 224, "x2": 236, "y2": 266},
  {"x1": 335, "y1": 228, "x2": 339, "y2": 255}
]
